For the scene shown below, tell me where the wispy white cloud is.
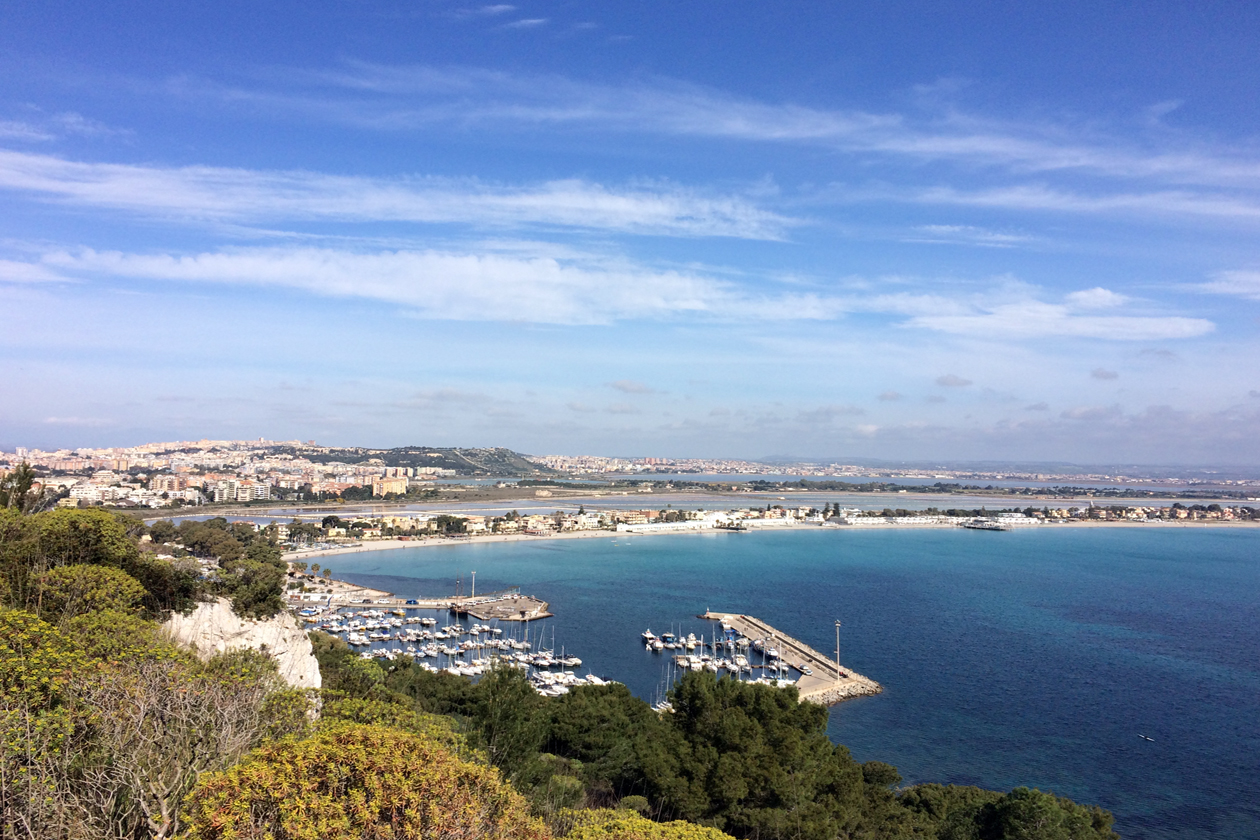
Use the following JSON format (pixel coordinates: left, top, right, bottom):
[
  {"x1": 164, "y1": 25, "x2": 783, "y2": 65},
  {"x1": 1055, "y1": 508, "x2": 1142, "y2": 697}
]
[
  {"x1": 906, "y1": 299, "x2": 1212, "y2": 341},
  {"x1": 504, "y1": 18, "x2": 547, "y2": 28},
  {"x1": 0, "y1": 258, "x2": 66, "y2": 284},
  {"x1": 0, "y1": 120, "x2": 55, "y2": 142},
  {"x1": 902, "y1": 183, "x2": 1260, "y2": 223},
  {"x1": 43, "y1": 415, "x2": 112, "y2": 426},
  {"x1": 22, "y1": 246, "x2": 1214, "y2": 341},
  {"x1": 0, "y1": 111, "x2": 129, "y2": 142},
  {"x1": 37, "y1": 246, "x2": 850, "y2": 325},
  {"x1": 608, "y1": 380, "x2": 655, "y2": 394},
  {"x1": 205, "y1": 62, "x2": 1260, "y2": 190},
  {"x1": 1199, "y1": 269, "x2": 1260, "y2": 300},
  {"x1": 904, "y1": 224, "x2": 1033, "y2": 248},
  {"x1": 1066, "y1": 287, "x2": 1128, "y2": 309},
  {"x1": 118, "y1": 62, "x2": 1260, "y2": 236},
  {"x1": 797, "y1": 404, "x2": 865, "y2": 423},
  {"x1": 0, "y1": 149, "x2": 792, "y2": 240},
  {"x1": 815, "y1": 403, "x2": 1260, "y2": 464}
]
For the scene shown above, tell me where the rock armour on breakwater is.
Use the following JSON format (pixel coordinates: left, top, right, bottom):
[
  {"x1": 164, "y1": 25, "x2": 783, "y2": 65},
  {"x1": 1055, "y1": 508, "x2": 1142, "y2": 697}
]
[{"x1": 799, "y1": 679, "x2": 882, "y2": 706}]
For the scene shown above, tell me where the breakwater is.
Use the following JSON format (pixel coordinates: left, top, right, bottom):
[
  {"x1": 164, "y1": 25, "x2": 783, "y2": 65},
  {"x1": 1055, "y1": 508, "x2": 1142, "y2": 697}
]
[{"x1": 699, "y1": 611, "x2": 882, "y2": 705}]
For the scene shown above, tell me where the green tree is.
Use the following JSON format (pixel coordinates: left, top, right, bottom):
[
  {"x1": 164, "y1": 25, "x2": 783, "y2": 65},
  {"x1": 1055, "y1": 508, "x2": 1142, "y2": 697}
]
[
  {"x1": 0, "y1": 508, "x2": 202, "y2": 618},
  {"x1": 649, "y1": 671, "x2": 866, "y2": 840},
  {"x1": 148, "y1": 519, "x2": 178, "y2": 545},
  {"x1": 961, "y1": 787, "x2": 1119, "y2": 840},
  {"x1": 0, "y1": 608, "x2": 84, "y2": 708},
  {"x1": 0, "y1": 463, "x2": 47, "y2": 513},
  {"x1": 36, "y1": 563, "x2": 147, "y2": 620},
  {"x1": 433, "y1": 514, "x2": 468, "y2": 535},
  {"x1": 473, "y1": 661, "x2": 547, "y2": 781},
  {"x1": 546, "y1": 683, "x2": 674, "y2": 803}
]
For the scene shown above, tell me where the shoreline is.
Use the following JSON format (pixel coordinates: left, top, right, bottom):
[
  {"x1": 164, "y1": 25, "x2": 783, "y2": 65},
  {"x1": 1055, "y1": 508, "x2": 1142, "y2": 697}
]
[{"x1": 284, "y1": 518, "x2": 1260, "y2": 563}]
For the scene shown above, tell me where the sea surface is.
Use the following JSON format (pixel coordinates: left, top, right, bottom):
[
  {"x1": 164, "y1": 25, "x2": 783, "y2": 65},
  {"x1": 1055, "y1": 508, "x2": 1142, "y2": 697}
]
[{"x1": 330, "y1": 527, "x2": 1260, "y2": 840}]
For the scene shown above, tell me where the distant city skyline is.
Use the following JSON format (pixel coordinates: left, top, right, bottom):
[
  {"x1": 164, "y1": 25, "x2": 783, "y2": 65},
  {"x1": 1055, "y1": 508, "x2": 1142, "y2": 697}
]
[
  {"x1": 2, "y1": 2, "x2": 1260, "y2": 464},
  {"x1": 6, "y1": 436, "x2": 1260, "y2": 482}
]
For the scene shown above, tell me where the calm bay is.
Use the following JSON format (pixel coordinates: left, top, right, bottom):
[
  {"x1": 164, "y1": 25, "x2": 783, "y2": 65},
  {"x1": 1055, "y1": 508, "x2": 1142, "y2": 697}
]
[{"x1": 333, "y1": 526, "x2": 1260, "y2": 840}]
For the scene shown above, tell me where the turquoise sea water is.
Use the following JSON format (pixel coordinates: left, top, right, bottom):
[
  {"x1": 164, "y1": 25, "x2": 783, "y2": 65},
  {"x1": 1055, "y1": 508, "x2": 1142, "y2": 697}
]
[{"x1": 331, "y1": 527, "x2": 1260, "y2": 839}]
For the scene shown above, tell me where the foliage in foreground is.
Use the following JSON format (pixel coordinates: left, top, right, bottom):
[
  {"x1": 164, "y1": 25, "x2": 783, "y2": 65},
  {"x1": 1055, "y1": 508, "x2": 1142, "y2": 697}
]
[
  {"x1": 181, "y1": 722, "x2": 547, "y2": 840},
  {"x1": 0, "y1": 507, "x2": 202, "y2": 619},
  {"x1": 561, "y1": 808, "x2": 735, "y2": 840},
  {"x1": 0, "y1": 506, "x2": 1120, "y2": 840},
  {"x1": 313, "y1": 634, "x2": 1119, "y2": 840},
  {"x1": 0, "y1": 608, "x2": 310, "y2": 840}
]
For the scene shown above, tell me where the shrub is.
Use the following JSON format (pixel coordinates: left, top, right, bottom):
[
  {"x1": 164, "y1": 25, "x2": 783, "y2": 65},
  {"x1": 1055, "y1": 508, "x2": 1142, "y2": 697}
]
[
  {"x1": 181, "y1": 722, "x2": 548, "y2": 840},
  {"x1": 562, "y1": 808, "x2": 735, "y2": 840},
  {"x1": 37, "y1": 563, "x2": 146, "y2": 620}
]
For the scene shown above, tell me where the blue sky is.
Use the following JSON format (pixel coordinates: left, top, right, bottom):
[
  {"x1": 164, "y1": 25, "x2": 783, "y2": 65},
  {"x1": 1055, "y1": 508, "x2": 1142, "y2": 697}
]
[{"x1": 2, "y1": 1, "x2": 1260, "y2": 464}]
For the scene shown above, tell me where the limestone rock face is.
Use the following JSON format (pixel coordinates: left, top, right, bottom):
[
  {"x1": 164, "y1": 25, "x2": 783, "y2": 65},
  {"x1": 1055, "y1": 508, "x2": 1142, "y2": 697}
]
[{"x1": 163, "y1": 598, "x2": 321, "y2": 690}]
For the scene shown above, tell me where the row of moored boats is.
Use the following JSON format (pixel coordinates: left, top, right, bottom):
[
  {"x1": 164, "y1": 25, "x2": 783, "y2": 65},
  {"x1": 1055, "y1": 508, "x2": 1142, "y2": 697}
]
[{"x1": 300, "y1": 606, "x2": 611, "y2": 696}]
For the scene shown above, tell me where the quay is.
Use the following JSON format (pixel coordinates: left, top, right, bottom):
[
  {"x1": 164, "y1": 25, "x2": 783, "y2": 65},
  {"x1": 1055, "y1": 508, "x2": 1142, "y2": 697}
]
[
  {"x1": 452, "y1": 591, "x2": 553, "y2": 622},
  {"x1": 699, "y1": 611, "x2": 882, "y2": 706},
  {"x1": 289, "y1": 586, "x2": 552, "y2": 621}
]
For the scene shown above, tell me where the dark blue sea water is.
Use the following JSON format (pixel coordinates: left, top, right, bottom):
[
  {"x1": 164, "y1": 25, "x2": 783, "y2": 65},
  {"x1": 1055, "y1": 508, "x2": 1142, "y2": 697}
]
[{"x1": 330, "y1": 527, "x2": 1260, "y2": 840}]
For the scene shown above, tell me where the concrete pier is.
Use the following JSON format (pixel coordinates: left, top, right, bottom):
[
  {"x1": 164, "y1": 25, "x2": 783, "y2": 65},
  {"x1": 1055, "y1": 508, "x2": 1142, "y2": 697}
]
[
  {"x1": 452, "y1": 594, "x2": 552, "y2": 622},
  {"x1": 289, "y1": 589, "x2": 551, "y2": 621},
  {"x1": 699, "y1": 611, "x2": 882, "y2": 706}
]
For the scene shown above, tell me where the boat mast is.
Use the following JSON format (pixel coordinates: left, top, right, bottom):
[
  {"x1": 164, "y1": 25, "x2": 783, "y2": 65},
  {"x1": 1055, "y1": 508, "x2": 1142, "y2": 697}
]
[{"x1": 835, "y1": 619, "x2": 842, "y2": 684}]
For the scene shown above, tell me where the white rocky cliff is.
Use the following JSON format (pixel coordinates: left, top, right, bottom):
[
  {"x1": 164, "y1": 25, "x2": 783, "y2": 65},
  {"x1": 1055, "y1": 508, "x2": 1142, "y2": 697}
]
[{"x1": 163, "y1": 598, "x2": 322, "y2": 690}]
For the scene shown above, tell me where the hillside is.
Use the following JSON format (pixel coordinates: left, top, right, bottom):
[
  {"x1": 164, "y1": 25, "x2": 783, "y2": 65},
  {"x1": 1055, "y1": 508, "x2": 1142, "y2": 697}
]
[{"x1": 273, "y1": 445, "x2": 557, "y2": 477}]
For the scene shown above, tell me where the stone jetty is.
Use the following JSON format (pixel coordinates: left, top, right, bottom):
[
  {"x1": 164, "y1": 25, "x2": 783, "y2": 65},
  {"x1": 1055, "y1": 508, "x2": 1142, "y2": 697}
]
[{"x1": 699, "y1": 611, "x2": 882, "y2": 706}]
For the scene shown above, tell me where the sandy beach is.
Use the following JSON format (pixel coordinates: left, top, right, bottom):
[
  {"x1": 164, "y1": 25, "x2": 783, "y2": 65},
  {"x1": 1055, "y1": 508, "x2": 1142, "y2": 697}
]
[{"x1": 283, "y1": 517, "x2": 1260, "y2": 564}]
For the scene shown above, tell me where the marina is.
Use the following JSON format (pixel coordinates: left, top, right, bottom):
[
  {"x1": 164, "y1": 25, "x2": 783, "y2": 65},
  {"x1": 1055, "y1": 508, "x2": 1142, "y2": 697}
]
[
  {"x1": 298, "y1": 604, "x2": 601, "y2": 696},
  {"x1": 633, "y1": 611, "x2": 882, "y2": 708},
  {"x1": 294, "y1": 579, "x2": 879, "y2": 706}
]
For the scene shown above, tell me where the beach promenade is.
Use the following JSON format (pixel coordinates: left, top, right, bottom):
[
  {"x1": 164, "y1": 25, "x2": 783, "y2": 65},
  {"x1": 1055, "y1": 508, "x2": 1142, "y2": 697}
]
[{"x1": 700, "y1": 611, "x2": 882, "y2": 706}]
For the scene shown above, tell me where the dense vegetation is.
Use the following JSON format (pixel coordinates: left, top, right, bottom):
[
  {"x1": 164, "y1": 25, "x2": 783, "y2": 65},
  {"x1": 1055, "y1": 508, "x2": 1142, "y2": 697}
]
[
  {"x1": 146, "y1": 516, "x2": 287, "y2": 618},
  {"x1": 0, "y1": 508, "x2": 308, "y2": 839},
  {"x1": 1, "y1": 504, "x2": 1119, "y2": 840},
  {"x1": 313, "y1": 633, "x2": 1119, "y2": 840}
]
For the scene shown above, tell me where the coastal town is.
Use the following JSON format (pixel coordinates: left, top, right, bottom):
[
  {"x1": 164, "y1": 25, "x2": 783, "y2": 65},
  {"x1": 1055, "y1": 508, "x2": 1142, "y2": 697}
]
[
  {"x1": 265, "y1": 500, "x2": 1260, "y2": 561},
  {"x1": 3, "y1": 437, "x2": 1260, "y2": 513}
]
